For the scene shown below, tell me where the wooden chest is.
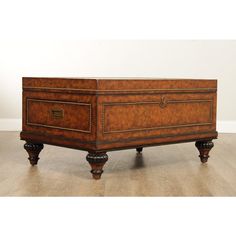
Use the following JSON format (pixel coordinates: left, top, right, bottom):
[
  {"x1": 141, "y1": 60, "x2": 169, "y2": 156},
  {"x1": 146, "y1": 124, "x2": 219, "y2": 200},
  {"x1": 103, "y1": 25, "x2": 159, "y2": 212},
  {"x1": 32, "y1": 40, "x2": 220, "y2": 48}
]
[{"x1": 20, "y1": 77, "x2": 218, "y2": 179}]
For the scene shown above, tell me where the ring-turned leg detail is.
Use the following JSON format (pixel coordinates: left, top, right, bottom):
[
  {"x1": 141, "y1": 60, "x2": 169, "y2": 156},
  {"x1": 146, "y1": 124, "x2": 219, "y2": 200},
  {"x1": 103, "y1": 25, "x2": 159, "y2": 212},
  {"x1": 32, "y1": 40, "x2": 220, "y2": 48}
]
[
  {"x1": 136, "y1": 147, "x2": 143, "y2": 153},
  {"x1": 24, "y1": 142, "x2": 44, "y2": 166},
  {"x1": 195, "y1": 140, "x2": 214, "y2": 163},
  {"x1": 86, "y1": 152, "x2": 108, "y2": 179}
]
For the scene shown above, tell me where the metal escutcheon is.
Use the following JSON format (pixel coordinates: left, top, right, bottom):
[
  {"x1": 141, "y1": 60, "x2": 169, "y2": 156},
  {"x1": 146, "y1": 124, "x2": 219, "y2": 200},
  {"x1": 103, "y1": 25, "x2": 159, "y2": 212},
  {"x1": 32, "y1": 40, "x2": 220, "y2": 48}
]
[{"x1": 159, "y1": 96, "x2": 168, "y2": 108}]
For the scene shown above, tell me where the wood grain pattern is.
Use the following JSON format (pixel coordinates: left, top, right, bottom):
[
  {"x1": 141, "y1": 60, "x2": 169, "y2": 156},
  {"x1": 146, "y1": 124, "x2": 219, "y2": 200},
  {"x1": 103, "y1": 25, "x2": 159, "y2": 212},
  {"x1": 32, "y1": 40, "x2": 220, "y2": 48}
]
[
  {"x1": 20, "y1": 77, "x2": 218, "y2": 179},
  {"x1": 2, "y1": 132, "x2": 235, "y2": 196},
  {"x1": 22, "y1": 90, "x2": 97, "y2": 142},
  {"x1": 96, "y1": 92, "x2": 217, "y2": 150},
  {"x1": 27, "y1": 98, "x2": 91, "y2": 133},
  {"x1": 103, "y1": 99, "x2": 212, "y2": 134}
]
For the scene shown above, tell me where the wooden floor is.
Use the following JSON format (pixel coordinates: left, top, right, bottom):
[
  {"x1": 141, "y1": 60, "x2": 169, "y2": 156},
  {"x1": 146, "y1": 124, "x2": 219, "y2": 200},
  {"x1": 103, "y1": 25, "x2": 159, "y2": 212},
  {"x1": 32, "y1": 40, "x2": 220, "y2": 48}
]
[{"x1": 0, "y1": 132, "x2": 236, "y2": 196}]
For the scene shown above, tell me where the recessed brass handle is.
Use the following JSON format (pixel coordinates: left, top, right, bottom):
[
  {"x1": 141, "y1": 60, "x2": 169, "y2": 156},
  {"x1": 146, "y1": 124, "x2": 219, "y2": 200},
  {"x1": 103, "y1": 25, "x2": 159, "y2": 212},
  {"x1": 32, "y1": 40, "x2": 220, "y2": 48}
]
[
  {"x1": 51, "y1": 108, "x2": 64, "y2": 119},
  {"x1": 160, "y1": 96, "x2": 168, "y2": 108}
]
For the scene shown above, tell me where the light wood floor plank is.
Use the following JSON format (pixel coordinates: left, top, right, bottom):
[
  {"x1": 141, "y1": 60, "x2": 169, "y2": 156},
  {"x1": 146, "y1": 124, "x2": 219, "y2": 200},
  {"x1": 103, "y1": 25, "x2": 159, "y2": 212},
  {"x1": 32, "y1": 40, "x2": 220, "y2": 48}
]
[{"x1": 0, "y1": 132, "x2": 235, "y2": 196}]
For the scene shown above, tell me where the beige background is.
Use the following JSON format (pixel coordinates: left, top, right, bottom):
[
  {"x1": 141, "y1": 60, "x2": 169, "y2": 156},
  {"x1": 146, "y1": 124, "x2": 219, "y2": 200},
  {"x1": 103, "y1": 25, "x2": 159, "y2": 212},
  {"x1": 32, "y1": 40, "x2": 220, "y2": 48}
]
[{"x1": 0, "y1": 40, "x2": 235, "y2": 130}]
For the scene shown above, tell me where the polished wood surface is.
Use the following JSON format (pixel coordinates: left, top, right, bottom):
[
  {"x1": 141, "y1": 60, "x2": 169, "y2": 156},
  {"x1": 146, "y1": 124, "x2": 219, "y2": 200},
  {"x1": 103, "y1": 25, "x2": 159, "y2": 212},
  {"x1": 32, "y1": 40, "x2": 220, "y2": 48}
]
[
  {"x1": 24, "y1": 142, "x2": 44, "y2": 166},
  {"x1": 20, "y1": 77, "x2": 218, "y2": 179},
  {"x1": 1, "y1": 132, "x2": 235, "y2": 196},
  {"x1": 27, "y1": 99, "x2": 91, "y2": 132}
]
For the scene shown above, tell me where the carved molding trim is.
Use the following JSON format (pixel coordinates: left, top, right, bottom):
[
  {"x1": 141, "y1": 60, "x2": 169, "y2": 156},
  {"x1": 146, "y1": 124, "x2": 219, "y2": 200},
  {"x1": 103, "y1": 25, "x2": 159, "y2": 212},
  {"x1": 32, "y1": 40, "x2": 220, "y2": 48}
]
[
  {"x1": 23, "y1": 86, "x2": 217, "y2": 95},
  {"x1": 20, "y1": 130, "x2": 218, "y2": 149}
]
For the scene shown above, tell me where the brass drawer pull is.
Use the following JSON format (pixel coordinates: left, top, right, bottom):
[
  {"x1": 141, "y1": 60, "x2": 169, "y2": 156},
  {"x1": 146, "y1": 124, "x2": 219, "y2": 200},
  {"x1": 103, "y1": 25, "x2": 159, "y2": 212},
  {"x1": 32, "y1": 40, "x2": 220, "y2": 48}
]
[
  {"x1": 160, "y1": 96, "x2": 168, "y2": 108},
  {"x1": 51, "y1": 108, "x2": 64, "y2": 119}
]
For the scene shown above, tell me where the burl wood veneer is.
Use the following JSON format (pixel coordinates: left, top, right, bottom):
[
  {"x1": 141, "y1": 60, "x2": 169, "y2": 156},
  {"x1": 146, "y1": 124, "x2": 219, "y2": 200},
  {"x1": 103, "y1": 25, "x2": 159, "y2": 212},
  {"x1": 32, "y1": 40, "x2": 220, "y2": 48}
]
[{"x1": 20, "y1": 77, "x2": 218, "y2": 179}]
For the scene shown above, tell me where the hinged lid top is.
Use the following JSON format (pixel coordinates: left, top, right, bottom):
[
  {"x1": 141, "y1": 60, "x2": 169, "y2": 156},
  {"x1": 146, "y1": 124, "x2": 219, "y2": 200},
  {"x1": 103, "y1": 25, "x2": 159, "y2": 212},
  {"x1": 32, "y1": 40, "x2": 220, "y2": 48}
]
[{"x1": 23, "y1": 77, "x2": 217, "y2": 94}]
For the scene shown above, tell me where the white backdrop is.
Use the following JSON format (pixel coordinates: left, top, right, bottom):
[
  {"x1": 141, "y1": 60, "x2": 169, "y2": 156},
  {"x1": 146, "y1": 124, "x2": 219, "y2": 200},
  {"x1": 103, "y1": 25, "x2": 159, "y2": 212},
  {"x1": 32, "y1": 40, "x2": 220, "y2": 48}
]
[{"x1": 0, "y1": 40, "x2": 235, "y2": 132}]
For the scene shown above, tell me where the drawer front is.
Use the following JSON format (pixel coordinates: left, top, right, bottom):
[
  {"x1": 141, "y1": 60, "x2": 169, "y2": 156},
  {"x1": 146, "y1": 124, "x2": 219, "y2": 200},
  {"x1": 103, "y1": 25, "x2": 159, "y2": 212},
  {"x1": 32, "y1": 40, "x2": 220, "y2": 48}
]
[
  {"x1": 103, "y1": 97, "x2": 212, "y2": 133},
  {"x1": 26, "y1": 98, "x2": 91, "y2": 133}
]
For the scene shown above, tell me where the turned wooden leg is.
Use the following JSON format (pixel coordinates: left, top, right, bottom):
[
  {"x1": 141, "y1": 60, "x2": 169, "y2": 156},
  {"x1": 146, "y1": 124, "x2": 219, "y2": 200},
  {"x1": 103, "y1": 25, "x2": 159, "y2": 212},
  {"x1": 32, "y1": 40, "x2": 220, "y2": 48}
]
[
  {"x1": 195, "y1": 140, "x2": 214, "y2": 163},
  {"x1": 24, "y1": 142, "x2": 44, "y2": 166},
  {"x1": 136, "y1": 147, "x2": 143, "y2": 153},
  {"x1": 86, "y1": 152, "x2": 108, "y2": 179}
]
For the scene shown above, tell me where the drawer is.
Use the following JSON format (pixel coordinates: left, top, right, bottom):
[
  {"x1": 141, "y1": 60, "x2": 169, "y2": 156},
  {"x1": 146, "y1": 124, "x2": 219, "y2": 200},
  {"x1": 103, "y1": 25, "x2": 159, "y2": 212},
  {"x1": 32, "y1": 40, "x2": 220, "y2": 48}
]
[
  {"x1": 102, "y1": 95, "x2": 214, "y2": 134},
  {"x1": 26, "y1": 98, "x2": 91, "y2": 133}
]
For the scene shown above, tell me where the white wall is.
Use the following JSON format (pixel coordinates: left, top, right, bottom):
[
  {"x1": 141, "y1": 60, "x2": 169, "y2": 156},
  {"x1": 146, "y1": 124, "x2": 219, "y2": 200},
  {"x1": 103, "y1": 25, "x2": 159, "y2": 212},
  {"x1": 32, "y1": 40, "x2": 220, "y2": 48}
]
[{"x1": 0, "y1": 40, "x2": 235, "y2": 132}]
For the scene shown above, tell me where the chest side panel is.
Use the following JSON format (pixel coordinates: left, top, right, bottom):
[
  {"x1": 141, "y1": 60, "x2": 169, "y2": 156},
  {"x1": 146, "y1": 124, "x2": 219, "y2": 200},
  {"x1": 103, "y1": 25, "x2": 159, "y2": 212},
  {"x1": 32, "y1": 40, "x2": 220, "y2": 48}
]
[
  {"x1": 22, "y1": 91, "x2": 96, "y2": 142},
  {"x1": 103, "y1": 99, "x2": 213, "y2": 133},
  {"x1": 96, "y1": 91, "x2": 217, "y2": 149}
]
